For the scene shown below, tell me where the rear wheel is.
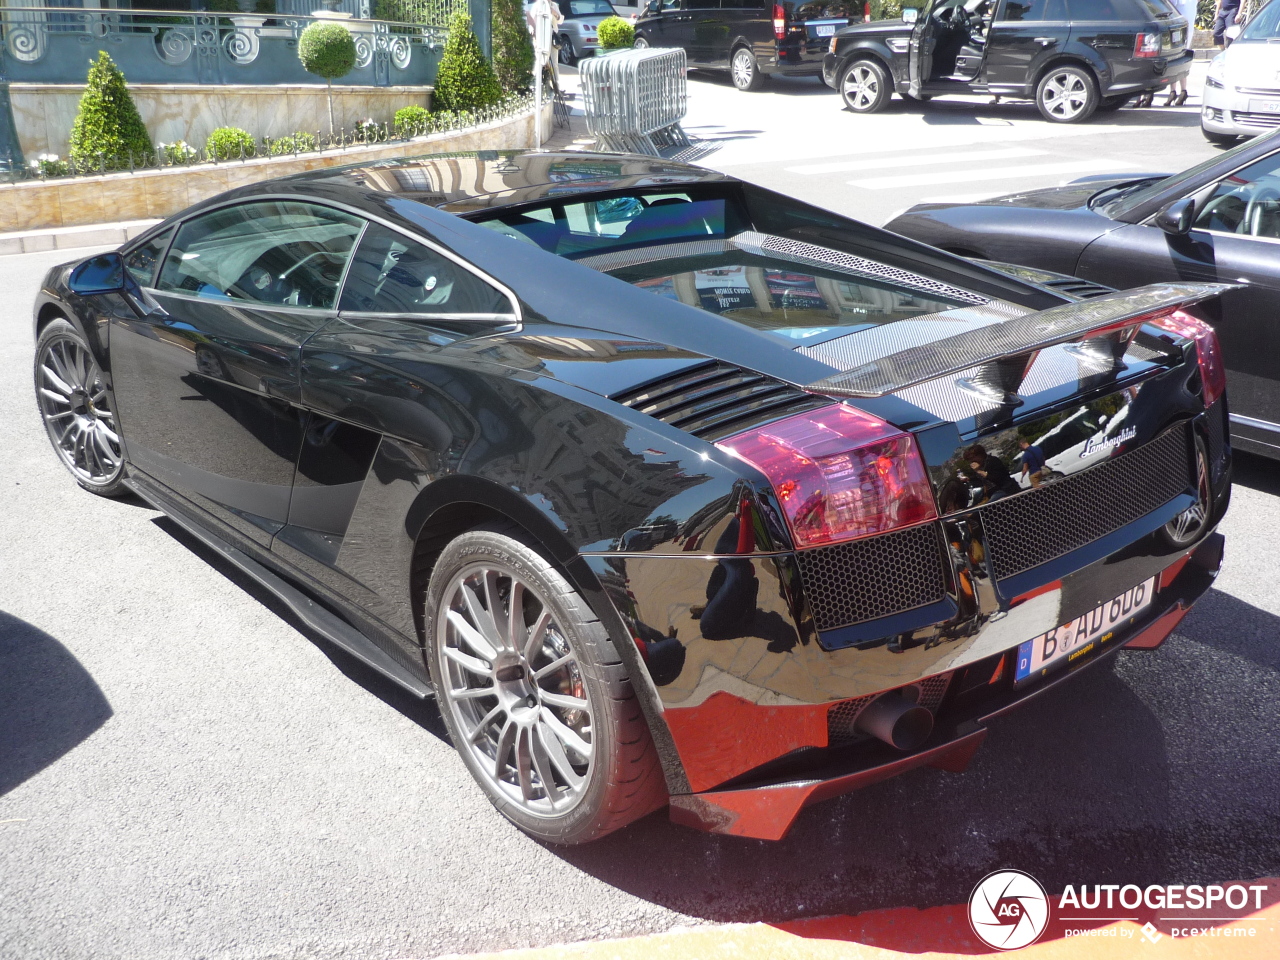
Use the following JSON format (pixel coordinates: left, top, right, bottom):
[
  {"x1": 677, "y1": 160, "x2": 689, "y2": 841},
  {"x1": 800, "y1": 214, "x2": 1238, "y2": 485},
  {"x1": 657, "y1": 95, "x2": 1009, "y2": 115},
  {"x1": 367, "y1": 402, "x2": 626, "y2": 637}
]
[
  {"x1": 1036, "y1": 65, "x2": 1098, "y2": 123},
  {"x1": 34, "y1": 317, "x2": 127, "y2": 497},
  {"x1": 424, "y1": 526, "x2": 667, "y2": 844},
  {"x1": 559, "y1": 34, "x2": 577, "y2": 66},
  {"x1": 632, "y1": 35, "x2": 649, "y2": 49},
  {"x1": 1202, "y1": 127, "x2": 1239, "y2": 146},
  {"x1": 1163, "y1": 435, "x2": 1212, "y2": 548},
  {"x1": 840, "y1": 58, "x2": 892, "y2": 114},
  {"x1": 731, "y1": 46, "x2": 764, "y2": 91}
]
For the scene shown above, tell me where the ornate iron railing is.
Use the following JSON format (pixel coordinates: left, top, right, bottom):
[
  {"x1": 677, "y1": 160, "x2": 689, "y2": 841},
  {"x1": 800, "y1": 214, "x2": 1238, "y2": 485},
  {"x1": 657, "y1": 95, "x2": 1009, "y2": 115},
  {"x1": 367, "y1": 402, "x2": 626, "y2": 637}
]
[{"x1": 0, "y1": 7, "x2": 445, "y2": 86}]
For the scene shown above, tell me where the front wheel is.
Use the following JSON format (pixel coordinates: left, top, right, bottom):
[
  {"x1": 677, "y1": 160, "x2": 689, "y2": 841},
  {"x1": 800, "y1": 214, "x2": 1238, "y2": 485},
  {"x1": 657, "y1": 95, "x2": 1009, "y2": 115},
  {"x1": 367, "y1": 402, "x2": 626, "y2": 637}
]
[
  {"x1": 424, "y1": 526, "x2": 667, "y2": 844},
  {"x1": 558, "y1": 34, "x2": 577, "y2": 66},
  {"x1": 840, "y1": 58, "x2": 892, "y2": 114},
  {"x1": 34, "y1": 317, "x2": 127, "y2": 497},
  {"x1": 1036, "y1": 65, "x2": 1099, "y2": 123},
  {"x1": 731, "y1": 46, "x2": 764, "y2": 91},
  {"x1": 632, "y1": 35, "x2": 649, "y2": 49},
  {"x1": 1202, "y1": 126, "x2": 1239, "y2": 146}
]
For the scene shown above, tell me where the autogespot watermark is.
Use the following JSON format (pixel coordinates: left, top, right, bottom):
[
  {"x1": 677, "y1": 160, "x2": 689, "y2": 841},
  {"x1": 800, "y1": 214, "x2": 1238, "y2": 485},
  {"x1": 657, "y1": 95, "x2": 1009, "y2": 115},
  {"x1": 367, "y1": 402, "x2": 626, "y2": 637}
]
[{"x1": 969, "y1": 870, "x2": 1270, "y2": 949}]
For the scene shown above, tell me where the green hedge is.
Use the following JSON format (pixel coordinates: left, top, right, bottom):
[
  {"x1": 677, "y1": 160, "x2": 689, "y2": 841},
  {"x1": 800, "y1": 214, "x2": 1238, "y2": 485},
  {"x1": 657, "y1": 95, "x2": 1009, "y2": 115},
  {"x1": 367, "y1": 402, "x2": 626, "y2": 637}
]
[
  {"x1": 433, "y1": 11, "x2": 503, "y2": 113},
  {"x1": 491, "y1": 0, "x2": 534, "y2": 93}
]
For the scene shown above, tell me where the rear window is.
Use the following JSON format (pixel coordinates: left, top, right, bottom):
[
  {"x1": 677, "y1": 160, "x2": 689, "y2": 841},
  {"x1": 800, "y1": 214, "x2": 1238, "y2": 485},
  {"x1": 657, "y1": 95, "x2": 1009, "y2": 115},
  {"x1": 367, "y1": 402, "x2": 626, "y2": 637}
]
[
  {"x1": 793, "y1": 1, "x2": 855, "y2": 18},
  {"x1": 1124, "y1": 0, "x2": 1177, "y2": 18},
  {"x1": 1066, "y1": 0, "x2": 1124, "y2": 18},
  {"x1": 475, "y1": 193, "x2": 735, "y2": 258}
]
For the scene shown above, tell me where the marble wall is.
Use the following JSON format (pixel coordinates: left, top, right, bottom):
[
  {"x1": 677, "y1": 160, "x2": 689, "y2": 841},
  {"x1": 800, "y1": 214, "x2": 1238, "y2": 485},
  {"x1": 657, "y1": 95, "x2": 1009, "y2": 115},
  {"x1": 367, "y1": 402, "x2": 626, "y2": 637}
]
[
  {"x1": 0, "y1": 105, "x2": 550, "y2": 233},
  {"x1": 11, "y1": 84, "x2": 434, "y2": 158}
]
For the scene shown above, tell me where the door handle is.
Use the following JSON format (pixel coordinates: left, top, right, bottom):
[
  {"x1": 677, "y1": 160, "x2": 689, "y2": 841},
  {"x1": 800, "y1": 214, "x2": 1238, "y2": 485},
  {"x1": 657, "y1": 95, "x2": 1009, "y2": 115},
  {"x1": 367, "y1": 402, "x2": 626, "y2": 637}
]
[{"x1": 1034, "y1": 37, "x2": 1057, "y2": 44}]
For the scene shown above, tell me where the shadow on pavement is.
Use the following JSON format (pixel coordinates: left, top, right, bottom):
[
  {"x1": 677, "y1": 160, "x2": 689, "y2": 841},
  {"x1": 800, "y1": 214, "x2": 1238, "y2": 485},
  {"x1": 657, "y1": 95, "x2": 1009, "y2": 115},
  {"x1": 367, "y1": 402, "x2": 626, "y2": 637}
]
[
  {"x1": 1232, "y1": 450, "x2": 1280, "y2": 497},
  {"x1": 688, "y1": 71, "x2": 833, "y2": 96},
  {"x1": 0, "y1": 611, "x2": 112, "y2": 796},
  {"x1": 920, "y1": 100, "x2": 1204, "y2": 128},
  {"x1": 149, "y1": 516, "x2": 449, "y2": 743}
]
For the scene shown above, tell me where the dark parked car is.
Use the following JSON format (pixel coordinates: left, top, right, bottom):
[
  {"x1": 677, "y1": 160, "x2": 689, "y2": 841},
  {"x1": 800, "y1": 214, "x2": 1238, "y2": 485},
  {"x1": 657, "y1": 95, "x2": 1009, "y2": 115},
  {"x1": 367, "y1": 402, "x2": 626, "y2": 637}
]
[
  {"x1": 885, "y1": 127, "x2": 1280, "y2": 461},
  {"x1": 824, "y1": 0, "x2": 1192, "y2": 122},
  {"x1": 35, "y1": 150, "x2": 1229, "y2": 844},
  {"x1": 634, "y1": 0, "x2": 857, "y2": 90}
]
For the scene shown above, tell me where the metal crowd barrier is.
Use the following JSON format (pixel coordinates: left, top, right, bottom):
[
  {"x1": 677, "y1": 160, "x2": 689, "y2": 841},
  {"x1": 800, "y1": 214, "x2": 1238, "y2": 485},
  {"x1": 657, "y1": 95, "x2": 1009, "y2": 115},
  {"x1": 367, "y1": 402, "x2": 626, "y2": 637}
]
[{"x1": 578, "y1": 48, "x2": 690, "y2": 157}]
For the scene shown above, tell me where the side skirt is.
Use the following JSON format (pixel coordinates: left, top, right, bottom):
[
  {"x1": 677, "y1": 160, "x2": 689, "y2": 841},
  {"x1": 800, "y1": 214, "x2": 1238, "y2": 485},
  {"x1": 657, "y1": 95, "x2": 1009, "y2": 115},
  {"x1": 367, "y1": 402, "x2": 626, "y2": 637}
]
[{"x1": 125, "y1": 473, "x2": 435, "y2": 700}]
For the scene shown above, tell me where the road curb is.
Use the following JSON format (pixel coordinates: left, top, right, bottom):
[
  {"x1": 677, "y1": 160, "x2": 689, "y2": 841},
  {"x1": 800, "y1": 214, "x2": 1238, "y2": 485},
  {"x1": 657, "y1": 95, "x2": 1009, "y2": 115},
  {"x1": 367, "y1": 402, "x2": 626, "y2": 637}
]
[{"x1": 0, "y1": 219, "x2": 160, "y2": 257}]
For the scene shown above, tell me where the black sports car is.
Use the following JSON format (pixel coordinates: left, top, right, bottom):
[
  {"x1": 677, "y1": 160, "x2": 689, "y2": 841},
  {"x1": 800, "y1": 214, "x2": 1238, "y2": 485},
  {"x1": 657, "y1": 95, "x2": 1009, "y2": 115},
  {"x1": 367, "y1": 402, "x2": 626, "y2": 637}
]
[
  {"x1": 885, "y1": 128, "x2": 1280, "y2": 461},
  {"x1": 34, "y1": 150, "x2": 1230, "y2": 843}
]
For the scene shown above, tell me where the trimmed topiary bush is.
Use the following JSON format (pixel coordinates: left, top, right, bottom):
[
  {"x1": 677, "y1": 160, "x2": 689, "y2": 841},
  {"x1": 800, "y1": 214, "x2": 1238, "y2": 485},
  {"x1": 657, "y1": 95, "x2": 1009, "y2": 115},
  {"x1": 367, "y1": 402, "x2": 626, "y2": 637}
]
[
  {"x1": 206, "y1": 126, "x2": 256, "y2": 161},
  {"x1": 491, "y1": 0, "x2": 534, "y2": 94},
  {"x1": 596, "y1": 16, "x2": 635, "y2": 50},
  {"x1": 433, "y1": 11, "x2": 502, "y2": 114},
  {"x1": 394, "y1": 104, "x2": 430, "y2": 137},
  {"x1": 298, "y1": 21, "x2": 357, "y2": 134},
  {"x1": 68, "y1": 51, "x2": 154, "y2": 171}
]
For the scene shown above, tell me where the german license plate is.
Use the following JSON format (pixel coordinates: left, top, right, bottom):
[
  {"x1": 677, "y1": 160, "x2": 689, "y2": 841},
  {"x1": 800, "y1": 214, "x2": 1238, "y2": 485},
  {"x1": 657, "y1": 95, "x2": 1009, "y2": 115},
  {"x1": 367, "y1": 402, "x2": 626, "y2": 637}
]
[
  {"x1": 816, "y1": 24, "x2": 837, "y2": 36},
  {"x1": 1250, "y1": 99, "x2": 1280, "y2": 114},
  {"x1": 1014, "y1": 577, "x2": 1156, "y2": 684},
  {"x1": 1172, "y1": 28, "x2": 1185, "y2": 45}
]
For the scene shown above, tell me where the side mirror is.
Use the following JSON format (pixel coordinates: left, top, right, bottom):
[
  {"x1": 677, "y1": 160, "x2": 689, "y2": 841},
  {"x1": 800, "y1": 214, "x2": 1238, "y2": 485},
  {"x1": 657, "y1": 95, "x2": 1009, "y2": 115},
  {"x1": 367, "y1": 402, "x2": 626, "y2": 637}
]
[
  {"x1": 68, "y1": 252, "x2": 125, "y2": 296},
  {"x1": 902, "y1": 6, "x2": 919, "y2": 22},
  {"x1": 1155, "y1": 197, "x2": 1195, "y2": 236}
]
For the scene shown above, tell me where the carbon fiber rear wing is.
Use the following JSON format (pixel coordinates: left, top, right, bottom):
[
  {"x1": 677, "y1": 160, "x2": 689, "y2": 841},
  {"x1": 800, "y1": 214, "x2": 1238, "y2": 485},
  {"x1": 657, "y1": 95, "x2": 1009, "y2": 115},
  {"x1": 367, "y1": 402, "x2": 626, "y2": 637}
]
[{"x1": 805, "y1": 282, "x2": 1235, "y2": 402}]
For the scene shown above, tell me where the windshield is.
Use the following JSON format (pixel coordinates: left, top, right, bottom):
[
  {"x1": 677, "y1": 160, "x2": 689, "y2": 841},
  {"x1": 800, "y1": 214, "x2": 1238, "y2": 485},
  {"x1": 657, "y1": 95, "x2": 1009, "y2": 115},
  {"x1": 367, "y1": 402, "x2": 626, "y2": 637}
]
[
  {"x1": 560, "y1": 0, "x2": 615, "y2": 16},
  {"x1": 1098, "y1": 137, "x2": 1265, "y2": 218},
  {"x1": 1130, "y1": 0, "x2": 1177, "y2": 19},
  {"x1": 1240, "y1": 0, "x2": 1280, "y2": 39}
]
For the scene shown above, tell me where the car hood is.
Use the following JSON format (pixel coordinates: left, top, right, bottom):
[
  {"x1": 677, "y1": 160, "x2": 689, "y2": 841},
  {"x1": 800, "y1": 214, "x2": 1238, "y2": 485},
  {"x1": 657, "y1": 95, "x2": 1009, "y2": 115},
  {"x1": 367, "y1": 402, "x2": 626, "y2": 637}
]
[
  {"x1": 964, "y1": 177, "x2": 1138, "y2": 211},
  {"x1": 1220, "y1": 42, "x2": 1280, "y2": 87},
  {"x1": 833, "y1": 20, "x2": 912, "y2": 38}
]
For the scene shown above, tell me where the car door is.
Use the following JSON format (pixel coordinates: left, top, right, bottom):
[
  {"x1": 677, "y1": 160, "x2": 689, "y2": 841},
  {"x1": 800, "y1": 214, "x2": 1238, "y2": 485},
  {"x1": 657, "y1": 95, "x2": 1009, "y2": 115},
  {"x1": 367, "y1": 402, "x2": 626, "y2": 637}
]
[
  {"x1": 983, "y1": 0, "x2": 1071, "y2": 90},
  {"x1": 1076, "y1": 149, "x2": 1280, "y2": 448},
  {"x1": 909, "y1": 0, "x2": 947, "y2": 95},
  {"x1": 648, "y1": 0, "x2": 694, "y2": 48},
  {"x1": 687, "y1": 0, "x2": 725, "y2": 65},
  {"x1": 108, "y1": 199, "x2": 365, "y2": 547}
]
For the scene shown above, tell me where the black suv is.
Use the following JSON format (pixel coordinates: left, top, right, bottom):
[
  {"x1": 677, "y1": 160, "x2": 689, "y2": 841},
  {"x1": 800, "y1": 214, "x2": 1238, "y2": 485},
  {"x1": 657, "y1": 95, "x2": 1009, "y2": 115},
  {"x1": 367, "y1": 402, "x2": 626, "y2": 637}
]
[
  {"x1": 634, "y1": 0, "x2": 859, "y2": 90},
  {"x1": 823, "y1": 0, "x2": 1192, "y2": 123}
]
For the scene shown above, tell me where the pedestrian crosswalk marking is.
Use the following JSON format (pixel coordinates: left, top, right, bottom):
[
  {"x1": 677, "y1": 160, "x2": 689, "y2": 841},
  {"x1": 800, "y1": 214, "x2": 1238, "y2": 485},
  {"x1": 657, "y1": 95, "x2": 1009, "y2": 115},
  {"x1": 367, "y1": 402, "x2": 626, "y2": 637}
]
[
  {"x1": 849, "y1": 158, "x2": 1137, "y2": 190},
  {"x1": 789, "y1": 147, "x2": 1048, "y2": 176}
]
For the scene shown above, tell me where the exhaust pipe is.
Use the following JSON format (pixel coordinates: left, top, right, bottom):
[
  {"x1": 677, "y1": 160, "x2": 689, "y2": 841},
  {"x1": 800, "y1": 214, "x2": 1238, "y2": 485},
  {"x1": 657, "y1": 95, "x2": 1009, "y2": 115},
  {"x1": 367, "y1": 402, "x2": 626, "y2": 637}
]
[{"x1": 856, "y1": 693, "x2": 934, "y2": 752}]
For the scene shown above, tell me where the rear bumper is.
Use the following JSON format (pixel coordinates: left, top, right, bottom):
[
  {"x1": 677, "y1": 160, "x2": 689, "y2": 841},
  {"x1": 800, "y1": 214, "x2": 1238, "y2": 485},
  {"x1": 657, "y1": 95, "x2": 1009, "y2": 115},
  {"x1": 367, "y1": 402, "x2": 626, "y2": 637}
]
[
  {"x1": 669, "y1": 531, "x2": 1223, "y2": 840},
  {"x1": 1103, "y1": 50, "x2": 1194, "y2": 95}
]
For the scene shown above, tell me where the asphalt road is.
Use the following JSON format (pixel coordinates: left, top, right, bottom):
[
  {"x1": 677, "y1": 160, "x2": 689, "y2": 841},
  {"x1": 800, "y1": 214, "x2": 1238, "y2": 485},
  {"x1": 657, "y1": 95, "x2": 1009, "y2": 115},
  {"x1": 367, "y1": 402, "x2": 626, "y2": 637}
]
[{"x1": 4, "y1": 87, "x2": 1280, "y2": 959}]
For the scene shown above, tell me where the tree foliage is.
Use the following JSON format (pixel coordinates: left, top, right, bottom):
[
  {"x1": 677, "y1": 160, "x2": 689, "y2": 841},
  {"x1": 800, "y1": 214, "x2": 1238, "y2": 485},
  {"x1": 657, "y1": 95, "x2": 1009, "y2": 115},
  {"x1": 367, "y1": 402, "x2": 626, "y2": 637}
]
[
  {"x1": 433, "y1": 11, "x2": 503, "y2": 113},
  {"x1": 298, "y1": 21, "x2": 357, "y2": 81},
  {"x1": 491, "y1": 0, "x2": 534, "y2": 93},
  {"x1": 68, "y1": 51, "x2": 153, "y2": 170},
  {"x1": 596, "y1": 16, "x2": 635, "y2": 49}
]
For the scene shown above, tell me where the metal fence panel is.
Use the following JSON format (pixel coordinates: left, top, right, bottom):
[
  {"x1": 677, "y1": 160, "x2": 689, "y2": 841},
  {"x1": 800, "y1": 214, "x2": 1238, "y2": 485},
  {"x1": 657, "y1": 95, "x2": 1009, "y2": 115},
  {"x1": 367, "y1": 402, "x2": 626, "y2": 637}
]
[{"x1": 578, "y1": 48, "x2": 688, "y2": 157}]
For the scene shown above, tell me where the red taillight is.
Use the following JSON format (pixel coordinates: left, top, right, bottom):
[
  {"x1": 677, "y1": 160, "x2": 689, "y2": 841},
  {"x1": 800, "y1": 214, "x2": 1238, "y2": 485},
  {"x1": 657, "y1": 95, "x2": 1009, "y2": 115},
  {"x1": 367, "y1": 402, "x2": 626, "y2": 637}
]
[
  {"x1": 1150, "y1": 309, "x2": 1227, "y2": 407},
  {"x1": 773, "y1": 3, "x2": 786, "y2": 40},
  {"x1": 1134, "y1": 32, "x2": 1161, "y2": 57},
  {"x1": 718, "y1": 405, "x2": 938, "y2": 549}
]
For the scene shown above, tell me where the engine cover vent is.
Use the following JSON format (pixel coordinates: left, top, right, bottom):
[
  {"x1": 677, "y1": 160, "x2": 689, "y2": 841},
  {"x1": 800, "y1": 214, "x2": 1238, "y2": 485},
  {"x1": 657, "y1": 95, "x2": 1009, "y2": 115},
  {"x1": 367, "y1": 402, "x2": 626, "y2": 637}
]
[
  {"x1": 1041, "y1": 277, "x2": 1116, "y2": 300},
  {"x1": 611, "y1": 360, "x2": 829, "y2": 441}
]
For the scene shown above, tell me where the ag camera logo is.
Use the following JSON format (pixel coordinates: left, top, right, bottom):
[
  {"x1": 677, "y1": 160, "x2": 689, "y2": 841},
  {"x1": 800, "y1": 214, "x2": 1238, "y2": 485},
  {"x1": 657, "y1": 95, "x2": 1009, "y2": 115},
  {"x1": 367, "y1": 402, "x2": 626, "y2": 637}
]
[{"x1": 969, "y1": 870, "x2": 1050, "y2": 950}]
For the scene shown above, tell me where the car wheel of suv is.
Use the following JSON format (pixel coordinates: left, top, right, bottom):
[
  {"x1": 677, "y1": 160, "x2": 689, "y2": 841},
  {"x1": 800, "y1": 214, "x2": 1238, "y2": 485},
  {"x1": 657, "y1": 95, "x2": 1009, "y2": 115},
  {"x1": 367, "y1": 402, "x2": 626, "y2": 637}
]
[
  {"x1": 632, "y1": 35, "x2": 649, "y2": 49},
  {"x1": 1202, "y1": 127, "x2": 1239, "y2": 146},
  {"x1": 34, "y1": 317, "x2": 127, "y2": 497},
  {"x1": 731, "y1": 46, "x2": 764, "y2": 91},
  {"x1": 1097, "y1": 95, "x2": 1130, "y2": 112},
  {"x1": 559, "y1": 34, "x2": 577, "y2": 66},
  {"x1": 1036, "y1": 65, "x2": 1098, "y2": 123},
  {"x1": 424, "y1": 525, "x2": 668, "y2": 844},
  {"x1": 841, "y1": 58, "x2": 891, "y2": 114}
]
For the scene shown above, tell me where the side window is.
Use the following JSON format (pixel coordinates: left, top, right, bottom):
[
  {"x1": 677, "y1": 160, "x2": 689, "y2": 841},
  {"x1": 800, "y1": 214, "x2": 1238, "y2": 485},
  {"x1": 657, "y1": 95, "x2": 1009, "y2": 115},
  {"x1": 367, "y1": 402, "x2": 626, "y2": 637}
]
[
  {"x1": 1192, "y1": 152, "x2": 1280, "y2": 240},
  {"x1": 1065, "y1": 0, "x2": 1120, "y2": 18},
  {"x1": 124, "y1": 227, "x2": 174, "y2": 287},
  {"x1": 338, "y1": 223, "x2": 513, "y2": 317},
  {"x1": 156, "y1": 201, "x2": 364, "y2": 309},
  {"x1": 999, "y1": 0, "x2": 1067, "y2": 19}
]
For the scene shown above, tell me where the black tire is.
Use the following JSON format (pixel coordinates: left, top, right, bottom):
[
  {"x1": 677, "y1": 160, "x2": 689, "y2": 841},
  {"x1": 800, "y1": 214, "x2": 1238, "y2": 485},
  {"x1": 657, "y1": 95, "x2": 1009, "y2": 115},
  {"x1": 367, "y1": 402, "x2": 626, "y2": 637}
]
[
  {"x1": 1035, "y1": 64, "x2": 1099, "y2": 123},
  {"x1": 424, "y1": 525, "x2": 667, "y2": 844},
  {"x1": 730, "y1": 46, "x2": 764, "y2": 91},
  {"x1": 559, "y1": 34, "x2": 577, "y2": 66},
  {"x1": 840, "y1": 58, "x2": 892, "y2": 114},
  {"x1": 1097, "y1": 94, "x2": 1130, "y2": 112},
  {"x1": 1202, "y1": 126, "x2": 1239, "y2": 146},
  {"x1": 34, "y1": 317, "x2": 128, "y2": 498},
  {"x1": 632, "y1": 35, "x2": 649, "y2": 49}
]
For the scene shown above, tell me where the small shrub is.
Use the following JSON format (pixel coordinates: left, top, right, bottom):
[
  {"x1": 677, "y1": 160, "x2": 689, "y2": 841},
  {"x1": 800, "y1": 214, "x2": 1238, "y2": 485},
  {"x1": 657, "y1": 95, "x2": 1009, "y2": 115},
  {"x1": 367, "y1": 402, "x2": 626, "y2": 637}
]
[
  {"x1": 394, "y1": 104, "x2": 430, "y2": 137},
  {"x1": 433, "y1": 11, "x2": 503, "y2": 114},
  {"x1": 157, "y1": 140, "x2": 198, "y2": 165},
  {"x1": 429, "y1": 108, "x2": 475, "y2": 132},
  {"x1": 30, "y1": 153, "x2": 69, "y2": 178},
  {"x1": 262, "y1": 131, "x2": 318, "y2": 156},
  {"x1": 596, "y1": 16, "x2": 634, "y2": 50},
  {"x1": 491, "y1": 0, "x2": 534, "y2": 93},
  {"x1": 206, "y1": 126, "x2": 256, "y2": 161},
  {"x1": 352, "y1": 118, "x2": 385, "y2": 143},
  {"x1": 68, "y1": 51, "x2": 154, "y2": 171},
  {"x1": 298, "y1": 21, "x2": 357, "y2": 134}
]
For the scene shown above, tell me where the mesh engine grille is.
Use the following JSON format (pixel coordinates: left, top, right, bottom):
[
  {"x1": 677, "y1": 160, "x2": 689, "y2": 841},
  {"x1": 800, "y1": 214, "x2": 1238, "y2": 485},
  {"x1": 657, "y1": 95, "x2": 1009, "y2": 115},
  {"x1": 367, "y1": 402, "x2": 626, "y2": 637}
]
[
  {"x1": 982, "y1": 427, "x2": 1192, "y2": 581},
  {"x1": 826, "y1": 674, "x2": 952, "y2": 746},
  {"x1": 796, "y1": 523, "x2": 948, "y2": 632},
  {"x1": 610, "y1": 361, "x2": 827, "y2": 440}
]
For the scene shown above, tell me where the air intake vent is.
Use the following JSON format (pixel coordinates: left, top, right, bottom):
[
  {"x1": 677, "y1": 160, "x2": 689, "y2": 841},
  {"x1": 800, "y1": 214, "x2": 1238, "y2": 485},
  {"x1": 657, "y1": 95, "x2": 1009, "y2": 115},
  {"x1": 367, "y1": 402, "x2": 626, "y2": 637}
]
[
  {"x1": 1041, "y1": 277, "x2": 1116, "y2": 300},
  {"x1": 611, "y1": 361, "x2": 829, "y2": 441}
]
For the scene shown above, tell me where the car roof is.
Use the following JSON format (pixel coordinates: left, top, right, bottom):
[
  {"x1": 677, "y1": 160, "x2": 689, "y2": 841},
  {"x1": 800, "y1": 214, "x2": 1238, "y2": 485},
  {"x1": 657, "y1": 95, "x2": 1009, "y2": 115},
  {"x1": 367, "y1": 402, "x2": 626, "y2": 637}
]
[{"x1": 263, "y1": 150, "x2": 735, "y2": 216}]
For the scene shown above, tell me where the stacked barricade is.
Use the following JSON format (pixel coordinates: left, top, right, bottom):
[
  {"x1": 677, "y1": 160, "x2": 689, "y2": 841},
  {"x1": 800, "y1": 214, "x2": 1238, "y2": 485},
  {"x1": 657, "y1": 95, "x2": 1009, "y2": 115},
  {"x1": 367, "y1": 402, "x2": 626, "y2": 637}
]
[{"x1": 578, "y1": 49, "x2": 690, "y2": 157}]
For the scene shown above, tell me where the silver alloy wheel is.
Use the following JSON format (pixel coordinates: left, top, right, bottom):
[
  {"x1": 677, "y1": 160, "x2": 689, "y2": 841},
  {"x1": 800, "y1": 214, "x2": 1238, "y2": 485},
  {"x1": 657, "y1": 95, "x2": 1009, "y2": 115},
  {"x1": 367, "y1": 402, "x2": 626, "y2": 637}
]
[
  {"x1": 731, "y1": 48, "x2": 755, "y2": 88},
  {"x1": 1040, "y1": 70, "x2": 1089, "y2": 121},
  {"x1": 1165, "y1": 443, "x2": 1212, "y2": 544},
  {"x1": 632, "y1": 35, "x2": 648, "y2": 49},
  {"x1": 437, "y1": 562, "x2": 595, "y2": 818},
  {"x1": 842, "y1": 63, "x2": 880, "y2": 111},
  {"x1": 36, "y1": 332, "x2": 122, "y2": 486}
]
